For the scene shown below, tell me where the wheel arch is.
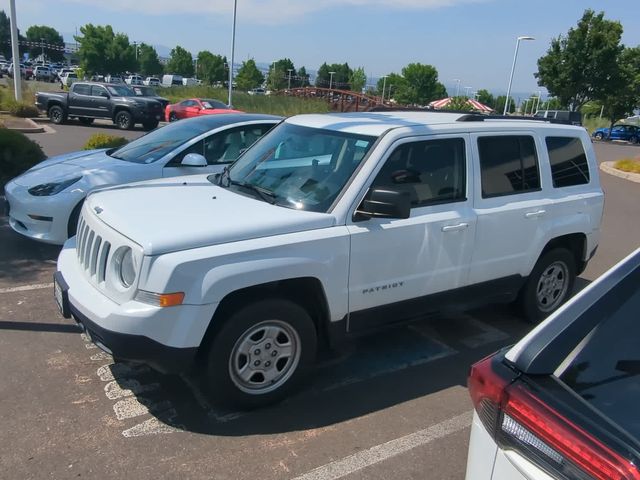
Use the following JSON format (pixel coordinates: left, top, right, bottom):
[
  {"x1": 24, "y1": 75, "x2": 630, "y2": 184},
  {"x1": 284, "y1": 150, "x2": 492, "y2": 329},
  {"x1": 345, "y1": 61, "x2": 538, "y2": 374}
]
[
  {"x1": 196, "y1": 277, "x2": 331, "y2": 361},
  {"x1": 538, "y1": 232, "x2": 587, "y2": 275}
]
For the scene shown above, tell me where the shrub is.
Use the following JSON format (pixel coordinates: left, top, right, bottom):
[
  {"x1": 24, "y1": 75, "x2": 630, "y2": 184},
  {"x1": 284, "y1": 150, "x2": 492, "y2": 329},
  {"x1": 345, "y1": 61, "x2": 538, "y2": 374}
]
[
  {"x1": 0, "y1": 128, "x2": 46, "y2": 189},
  {"x1": 5, "y1": 100, "x2": 40, "y2": 118},
  {"x1": 614, "y1": 158, "x2": 640, "y2": 174},
  {"x1": 83, "y1": 133, "x2": 129, "y2": 150}
]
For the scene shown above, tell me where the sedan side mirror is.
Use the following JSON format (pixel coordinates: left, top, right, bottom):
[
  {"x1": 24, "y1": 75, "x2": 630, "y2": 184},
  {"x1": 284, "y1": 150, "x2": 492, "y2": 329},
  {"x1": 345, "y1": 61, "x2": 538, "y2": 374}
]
[
  {"x1": 181, "y1": 153, "x2": 208, "y2": 167},
  {"x1": 354, "y1": 188, "x2": 411, "y2": 221}
]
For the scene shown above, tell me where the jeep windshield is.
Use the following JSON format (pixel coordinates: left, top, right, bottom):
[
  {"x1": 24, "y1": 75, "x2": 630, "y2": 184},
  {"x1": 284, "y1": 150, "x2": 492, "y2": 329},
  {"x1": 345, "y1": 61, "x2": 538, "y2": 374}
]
[
  {"x1": 224, "y1": 122, "x2": 377, "y2": 212},
  {"x1": 108, "y1": 121, "x2": 213, "y2": 164}
]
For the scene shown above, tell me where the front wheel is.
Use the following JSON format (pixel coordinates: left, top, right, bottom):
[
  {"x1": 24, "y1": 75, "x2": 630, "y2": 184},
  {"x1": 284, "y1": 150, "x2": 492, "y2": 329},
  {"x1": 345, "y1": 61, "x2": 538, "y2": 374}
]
[
  {"x1": 48, "y1": 105, "x2": 66, "y2": 124},
  {"x1": 205, "y1": 299, "x2": 317, "y2": 409},
  {"x1": 518, "y1": 248, "x2": 576, "y2": 323},
  {"x1": 115, "y1": 110, "x2": 133, "y2": 130},
  {"x1": 168, "y1": 111, "x2": 178, "y2": 122},
  {"x1": 594, "y1": 132, "x2": 604, "y2": 141},
  {"x1": 629, "y1": 136, "x2": 639, "y2": 145}
]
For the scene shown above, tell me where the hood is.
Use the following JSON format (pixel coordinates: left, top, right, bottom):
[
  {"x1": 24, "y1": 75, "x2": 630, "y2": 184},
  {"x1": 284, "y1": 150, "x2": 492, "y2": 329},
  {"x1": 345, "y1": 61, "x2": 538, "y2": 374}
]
[
  {"x1": 86, "y1": 175, "x2": 336, "y2": 255},
  {"x1": 115, "y1": 96, "x2": 161, "y2": 107},
  {"x1": 12, "y1": 150, "x2": 148, "y2": 188}
]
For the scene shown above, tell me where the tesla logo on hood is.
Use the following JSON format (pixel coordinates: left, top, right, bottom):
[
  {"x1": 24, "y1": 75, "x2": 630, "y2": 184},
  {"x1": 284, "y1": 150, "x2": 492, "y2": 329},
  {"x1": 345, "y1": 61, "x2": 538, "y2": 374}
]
[{"x1": 94, "y1": 206, "x2": 103, "y2": 214}]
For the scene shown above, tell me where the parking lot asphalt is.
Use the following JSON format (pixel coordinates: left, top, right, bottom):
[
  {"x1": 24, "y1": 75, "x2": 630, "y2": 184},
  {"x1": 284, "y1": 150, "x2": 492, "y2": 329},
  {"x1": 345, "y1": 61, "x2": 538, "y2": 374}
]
[{"x1": 1, "y1": 129, "x2": 639, "y2": 479}]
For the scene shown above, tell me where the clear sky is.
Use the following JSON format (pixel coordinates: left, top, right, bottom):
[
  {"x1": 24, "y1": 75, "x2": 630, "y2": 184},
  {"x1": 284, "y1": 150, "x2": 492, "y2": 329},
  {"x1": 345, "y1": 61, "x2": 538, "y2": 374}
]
[{"x1": 4, "y1": 0, "x2": 640, "y2": 97}]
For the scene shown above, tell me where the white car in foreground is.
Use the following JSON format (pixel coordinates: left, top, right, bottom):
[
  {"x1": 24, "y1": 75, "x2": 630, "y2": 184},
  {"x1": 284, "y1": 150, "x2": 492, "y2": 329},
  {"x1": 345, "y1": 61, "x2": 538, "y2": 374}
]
[
  {"x1": 465, "y1": 247, "x2": 640, "y2": 480},
  {"x1": 4, "y1": 114, "x2": 280, "y2": 244}
]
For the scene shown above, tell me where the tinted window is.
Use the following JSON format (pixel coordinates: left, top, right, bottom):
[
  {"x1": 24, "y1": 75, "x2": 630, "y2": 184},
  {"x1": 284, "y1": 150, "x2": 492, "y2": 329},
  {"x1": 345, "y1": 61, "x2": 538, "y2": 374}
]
[
  {"x1": 91, "y1": 86, "x2": 108, "y2": 97},
  {"x1": 546, "y1": 137, "x2": 590, "y2": 188},
  {"x1": 73, "y1": 84, "x2": 91, "y2": 95},
  {"x1": 557, "y1": 288, "x2": 640, "y2": 442},
  {"x1": 372, "y1": 138, "x2": 466, "y2": 207},
  {"x1": 478, "y1": 135, "x2": 540, "y2": 198}
]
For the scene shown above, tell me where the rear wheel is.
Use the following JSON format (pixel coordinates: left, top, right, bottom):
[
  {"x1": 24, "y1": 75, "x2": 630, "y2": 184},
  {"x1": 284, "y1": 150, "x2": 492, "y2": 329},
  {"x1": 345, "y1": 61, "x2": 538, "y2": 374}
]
[
  {"x1": 78, "y1": 117, "x2": 94, "y2": 126},
  {"x1": 115, "y1": 110, "x2": 133, "y2": 130},
  {"x1": 48, "y1": 105, "x2": 66, "y2": 125},
  {"x1": 204, "y1": 299, "x2": 317, "y2": 409},
  {"x1": 518, "y1": 248, "x2": 576, "y2": 323}
]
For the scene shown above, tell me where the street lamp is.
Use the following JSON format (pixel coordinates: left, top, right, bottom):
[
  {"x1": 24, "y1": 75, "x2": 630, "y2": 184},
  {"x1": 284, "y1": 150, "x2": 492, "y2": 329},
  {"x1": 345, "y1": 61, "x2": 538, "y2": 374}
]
[
  {"x1": 287, "y1": 68, "x2": 293, "y2": 90},
  {"x1": 453, "y1": 78, "x2": 461, "y2": 97},
  {"x1": 503, "y1": 35, "x2": 534, "y2": 115},
  {"x1": 228, "y1": 0, "x2": 238, "y2": 107},
  {"x1": 381, "y1": 75, "x2": 388, "y2": 104},
  {"x1": 328, "y1": 71, "x2": 336, "y2": 90}
]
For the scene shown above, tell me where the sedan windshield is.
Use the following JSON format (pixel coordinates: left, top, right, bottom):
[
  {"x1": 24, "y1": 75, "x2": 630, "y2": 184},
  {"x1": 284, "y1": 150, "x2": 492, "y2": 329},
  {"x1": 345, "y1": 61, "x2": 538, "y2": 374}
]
[
  {"x1": 227, "y1": 122, "x2": 377, "y2": 212},
  {"x1": 202, "y1": 99, "x2": 228, "y2": 110},
  {"x1": 108, "y1": 85, "x2": 135, "y2": 96},
  {"x1": 109, "y1": 121, "x2": 214, "y2": 164}
]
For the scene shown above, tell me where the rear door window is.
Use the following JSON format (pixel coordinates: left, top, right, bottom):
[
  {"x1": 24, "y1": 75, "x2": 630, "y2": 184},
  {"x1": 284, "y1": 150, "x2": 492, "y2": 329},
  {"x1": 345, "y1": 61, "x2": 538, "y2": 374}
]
[
  {"x1": 545, "y1": 137, "x2": 590, "y2": 187},
  {"x1": 477, "y1": 135, "x2": 540, "y2": 198},
  {"x1": 72, "y1": 84, "x2": 91, "y2": 96}
]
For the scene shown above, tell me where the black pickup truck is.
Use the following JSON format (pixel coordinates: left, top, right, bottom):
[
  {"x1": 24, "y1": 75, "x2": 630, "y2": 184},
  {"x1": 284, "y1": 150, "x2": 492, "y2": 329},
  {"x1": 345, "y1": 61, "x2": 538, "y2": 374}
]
[{"x1": 35, "y1": 82, "x2": 164, "y2": 130}]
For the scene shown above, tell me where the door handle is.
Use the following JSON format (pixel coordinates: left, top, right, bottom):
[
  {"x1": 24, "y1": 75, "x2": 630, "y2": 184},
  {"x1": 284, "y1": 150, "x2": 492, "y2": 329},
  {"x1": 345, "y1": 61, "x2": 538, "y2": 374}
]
[
  {"x1": 525, "y1": 210, "x2": 546, "y2": 218},
  {"x1": 441, "y1": 223, "x2": 469, "y2": 232}
]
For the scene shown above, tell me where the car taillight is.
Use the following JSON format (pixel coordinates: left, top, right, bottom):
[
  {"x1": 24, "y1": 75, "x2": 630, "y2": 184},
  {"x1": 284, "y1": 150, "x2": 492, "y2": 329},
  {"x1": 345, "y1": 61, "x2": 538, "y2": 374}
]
[{"x1": 468, "y1": 355, "x2": 640, "y2": 480}]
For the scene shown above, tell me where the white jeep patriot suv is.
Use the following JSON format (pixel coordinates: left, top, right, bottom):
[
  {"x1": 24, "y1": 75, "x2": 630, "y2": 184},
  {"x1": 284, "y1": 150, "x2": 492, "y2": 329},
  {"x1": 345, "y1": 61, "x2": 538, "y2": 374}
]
[{"x1": 55, "y1": 111, "x2": 603, "y2": 407}]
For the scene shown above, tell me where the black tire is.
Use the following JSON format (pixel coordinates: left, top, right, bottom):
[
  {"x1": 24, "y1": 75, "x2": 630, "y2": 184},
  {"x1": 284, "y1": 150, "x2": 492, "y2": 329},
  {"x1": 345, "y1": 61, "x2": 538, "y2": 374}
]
[
  {"x1": 518, "y1": 248, "x2": 576, "y2": 323},
  {"x1": 168, "y1": 111, "x2": 178, "y2": 122},
  {"x1": 630, "y1": 136, "x2": 639, "y2": 145},
  {"x1": 78, "y1": 117, "x2": 94, "y2": 126},
  {"x1": 67, "y1": 200, "x2": 84, "y2": 239},
  {"x1": 48, "y1": 105, "x2": 66, "y2": 124},
  {"x1": 594, "y1": 132, "x2": 604, "y2": 141},
  {"x1": 205, "y1": 299, "x2": 317, "y2": 409},
  {"x1": 115, "y1": 110, "x2": 134, "y2": 130},
  {"x1": 142, "y1": 120, "x2": 159, "y2": 131}
]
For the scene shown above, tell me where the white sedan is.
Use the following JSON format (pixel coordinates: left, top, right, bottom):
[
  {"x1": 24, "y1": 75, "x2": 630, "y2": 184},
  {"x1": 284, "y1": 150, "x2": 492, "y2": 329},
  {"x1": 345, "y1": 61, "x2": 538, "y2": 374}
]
[{"x1": 4, "y1": 114, "x2": 281, "y2": 245}]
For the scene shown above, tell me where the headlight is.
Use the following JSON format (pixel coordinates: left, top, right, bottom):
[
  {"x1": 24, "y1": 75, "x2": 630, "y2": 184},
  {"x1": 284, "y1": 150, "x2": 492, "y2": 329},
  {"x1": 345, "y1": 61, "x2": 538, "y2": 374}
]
[
  {"x1": 28, "y1": 176, "x2": 81, "y2": 196},
  {"x1": 119, "y1": 248, "x2": 137, "y2": 288}
]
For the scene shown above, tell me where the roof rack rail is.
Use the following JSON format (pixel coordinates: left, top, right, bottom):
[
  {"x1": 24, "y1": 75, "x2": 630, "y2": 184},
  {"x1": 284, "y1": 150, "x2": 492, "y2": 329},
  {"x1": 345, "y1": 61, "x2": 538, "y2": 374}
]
[
  {"x1": 456, "y1": 114, "x2": 572, "y2": 124},
  {"x1": 369, "y1": 106, "x2": 484, "y2": 115}
]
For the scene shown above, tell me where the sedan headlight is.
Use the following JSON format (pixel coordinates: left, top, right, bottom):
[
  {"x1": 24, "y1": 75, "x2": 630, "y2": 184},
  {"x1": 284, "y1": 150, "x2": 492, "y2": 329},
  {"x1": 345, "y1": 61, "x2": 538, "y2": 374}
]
[
  {"x1": 28, "y1": 176, "x2": 81, "y2": 196},
  {"x1": 118, "y1": 248, "x2": 137, "y2": 288}
]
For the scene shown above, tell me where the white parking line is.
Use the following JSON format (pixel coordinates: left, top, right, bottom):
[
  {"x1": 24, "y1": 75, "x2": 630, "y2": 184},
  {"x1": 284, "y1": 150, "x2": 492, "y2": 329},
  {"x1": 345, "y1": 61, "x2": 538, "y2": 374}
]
[
  {"x1": 0, "y1": 282, "x2": 53, "y2": 294},
  {"x1": 290, "y1": 411, "x2": 472, "y2": 480}
]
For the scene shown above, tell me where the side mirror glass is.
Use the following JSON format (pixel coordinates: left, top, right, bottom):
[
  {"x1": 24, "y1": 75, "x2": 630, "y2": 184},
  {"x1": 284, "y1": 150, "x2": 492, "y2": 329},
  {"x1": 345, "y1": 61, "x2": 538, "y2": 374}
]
[
  {"x1": 181, "y1": 153, "x2": 208, "y2": 167},
  {"x1": 354, "y1": 188, "x2": 411, "y2": 221}
]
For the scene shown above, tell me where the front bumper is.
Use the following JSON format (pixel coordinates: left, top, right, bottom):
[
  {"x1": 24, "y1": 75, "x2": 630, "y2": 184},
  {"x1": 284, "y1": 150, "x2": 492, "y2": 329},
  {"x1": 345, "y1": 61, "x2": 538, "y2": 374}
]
[
  {"x1": 4, "y1": 180, "x2": 82, "y2": 245},
  {"x1": 56, "y1": 239, "x2": 215, "y2": 374}
]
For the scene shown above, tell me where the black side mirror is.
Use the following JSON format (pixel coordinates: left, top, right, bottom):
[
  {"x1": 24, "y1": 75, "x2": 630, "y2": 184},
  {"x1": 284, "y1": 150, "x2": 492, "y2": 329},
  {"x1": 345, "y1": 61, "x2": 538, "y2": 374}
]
[{"x1": 354, "y1": 188, "x2": 411, "y2": 221}]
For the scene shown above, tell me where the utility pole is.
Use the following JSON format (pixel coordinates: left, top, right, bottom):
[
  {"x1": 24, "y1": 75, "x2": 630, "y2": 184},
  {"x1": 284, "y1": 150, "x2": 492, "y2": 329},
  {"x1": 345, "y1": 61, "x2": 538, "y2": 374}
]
[
  {"x1": 228, "y1": 0, "x2": 237, "y2": 107},
  {"x1": 9, "y1": 0, "x2": 21, "y2": 100}
]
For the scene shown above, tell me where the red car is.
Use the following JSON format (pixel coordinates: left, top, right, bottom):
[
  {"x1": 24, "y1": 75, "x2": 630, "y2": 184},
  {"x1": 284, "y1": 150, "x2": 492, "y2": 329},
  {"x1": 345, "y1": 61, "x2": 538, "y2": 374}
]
[{"x1": 165, "y1": 98, "x2": 242, "y2": 122}]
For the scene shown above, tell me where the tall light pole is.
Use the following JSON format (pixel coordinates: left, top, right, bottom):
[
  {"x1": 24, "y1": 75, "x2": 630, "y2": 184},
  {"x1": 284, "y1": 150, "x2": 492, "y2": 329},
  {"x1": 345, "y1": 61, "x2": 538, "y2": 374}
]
[
  {"x1": 227, "y1": 0, "x2": 238, "y2": 107},
  {"x1": 503, "y1": 35, "x2": 534, "y2": 115},
  {"x1": 464, "y1": 86, "x2": 472, "y2": 98},
  {"x1": 287, "y1": 68, "x2": 293, "y2": 90},
  {"x1": 453, "y1": 78, "x2": 461, "y2": 97},
  {"x1": 9, "y1": 0, "x2": 21, "y2": 100},
  {"x1": 40, "y1": 37, "x2": 45, "y2": 60},
  {"x1": 133, "y1": 41, "x2": 138, "y2": 61},
  {"x1": 328, "y1": 71, "x2": 336, "y2": 90},
  {"x1": 381, "y1": 75, "x2": 388, "y2": 104}
]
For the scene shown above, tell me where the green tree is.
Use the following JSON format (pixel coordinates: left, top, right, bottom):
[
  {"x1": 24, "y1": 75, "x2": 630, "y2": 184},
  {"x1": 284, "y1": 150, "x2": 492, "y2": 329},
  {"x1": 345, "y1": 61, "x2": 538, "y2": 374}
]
[
  {"x1": 137, "y1": 43, "x2": 163, "y2": 76},
  {"x1": 442, "y1": 96, "x2": 473, "y2": 112},
  {"x1": 316, "y1": 62, "x2": 352, "y2": 89},
  {"x1": 196, "y1": 51, "x2": 227, "y2": 85},
  {"x1": 0, "y1": 10, "x2": 27, "y2": 59},
  {"x1": 390, "y1": 63, "x2": 446, "y2": 105},
  {"x1": 166, "y1": 45, "x2": 194, "y2": 77},
  {"x1": 536, "y1": 9, "x2": 624, "y2": 111},
  {"x1": 25, "y1": 25, "x2": 65, "y2": 61},
  {"x1": 495, "y1": 95, "x2": 516, "y2": 114},
  {"x1": 75, "y1": 24, "x2": 136, "y2": 75},
  {"x1": 599, "y1": 46, "x2": 640, "y2": 133},
  {"x1": 268, "y1": 58, "x2": 295, "y2": 90},
  {"x1": 376, "y1": 73, "x2": 406, "y2": 100},
  {"x1": 235, "y1": 58, "x2": 264, "y2": 91},
  {"x1": 476, "y1": 89, "x2": 495, "y2": 109},
  {"x1": 297, "y1": 66, "x2": 310, "y2": 87},
  {"x1": 350, "y1": 67, "x2": 367, "y2": 93}
]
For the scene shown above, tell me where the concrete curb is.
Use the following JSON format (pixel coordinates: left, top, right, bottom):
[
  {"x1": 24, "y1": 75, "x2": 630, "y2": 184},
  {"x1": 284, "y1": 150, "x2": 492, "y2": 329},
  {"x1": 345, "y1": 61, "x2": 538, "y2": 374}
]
[
  {"x1": 600, "y1": 161, "x2": 640, "y2": 184},
  {"x1": 5, "y1": 117, "x2": 45, "y2": 133}
]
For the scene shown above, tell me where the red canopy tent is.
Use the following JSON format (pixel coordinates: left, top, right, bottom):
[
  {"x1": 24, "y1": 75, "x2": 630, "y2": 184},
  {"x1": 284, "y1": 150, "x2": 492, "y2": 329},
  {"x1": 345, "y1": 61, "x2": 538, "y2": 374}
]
[{"x1": 428, "y1": 97, "x2": 494, "y2": 112}]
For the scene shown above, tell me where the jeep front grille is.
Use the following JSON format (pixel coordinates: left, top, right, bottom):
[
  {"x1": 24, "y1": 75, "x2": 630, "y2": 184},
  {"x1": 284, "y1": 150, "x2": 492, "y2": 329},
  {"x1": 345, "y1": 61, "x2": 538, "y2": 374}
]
[{"x1": 76, "y1": 214, "x2": 110, "y2": 283}]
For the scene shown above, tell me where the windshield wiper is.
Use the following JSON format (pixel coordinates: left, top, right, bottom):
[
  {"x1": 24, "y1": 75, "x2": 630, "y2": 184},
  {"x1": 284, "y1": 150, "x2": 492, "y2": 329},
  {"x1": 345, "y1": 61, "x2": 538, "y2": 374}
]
[{"x1": 229, "y1": 179, "x2": 277, "y2": 204}]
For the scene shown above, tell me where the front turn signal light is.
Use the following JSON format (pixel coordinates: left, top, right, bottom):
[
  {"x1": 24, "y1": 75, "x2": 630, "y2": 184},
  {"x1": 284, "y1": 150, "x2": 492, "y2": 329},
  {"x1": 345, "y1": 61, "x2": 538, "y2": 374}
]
[{"x1": 135, "y1": 290, "x2": 185, "y2": 307}]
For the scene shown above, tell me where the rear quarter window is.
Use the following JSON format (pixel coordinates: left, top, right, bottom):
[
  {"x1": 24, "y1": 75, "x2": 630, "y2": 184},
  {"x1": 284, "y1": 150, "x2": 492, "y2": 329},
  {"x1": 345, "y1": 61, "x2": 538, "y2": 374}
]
[{"x1": 545, "y1": 137, "x2": 590, "y2": 187}]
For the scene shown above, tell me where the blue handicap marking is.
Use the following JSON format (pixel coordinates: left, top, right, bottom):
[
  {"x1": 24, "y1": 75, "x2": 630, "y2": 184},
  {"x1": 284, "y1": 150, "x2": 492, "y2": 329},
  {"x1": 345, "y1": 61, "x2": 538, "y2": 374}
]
[{"x1": 313, "y1": 325, "x2": 457, "y2": 392}]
